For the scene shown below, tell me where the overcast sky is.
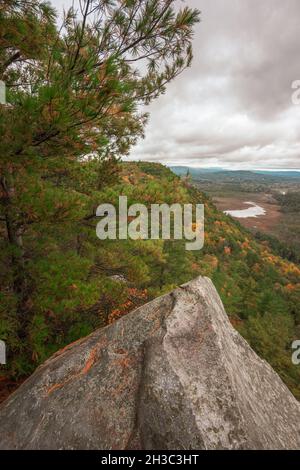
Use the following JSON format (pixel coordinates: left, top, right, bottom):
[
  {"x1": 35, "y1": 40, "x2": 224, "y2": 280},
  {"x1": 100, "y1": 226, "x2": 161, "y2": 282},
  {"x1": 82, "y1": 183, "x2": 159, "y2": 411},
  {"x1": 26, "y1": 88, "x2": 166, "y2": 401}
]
[{"x1": 52, "y1": 0, "x2": 300, "y2": 169}]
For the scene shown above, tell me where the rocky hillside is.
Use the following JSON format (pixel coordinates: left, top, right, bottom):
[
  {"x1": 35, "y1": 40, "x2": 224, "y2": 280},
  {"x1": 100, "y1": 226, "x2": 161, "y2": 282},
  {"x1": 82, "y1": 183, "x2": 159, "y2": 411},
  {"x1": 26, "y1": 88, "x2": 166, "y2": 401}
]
[
  {"x1": 1, "y1": 277, "x2": 299, "y2": 450},
  {"x1": 1, "y1": 162, "x2": 300, "y2": 401}
]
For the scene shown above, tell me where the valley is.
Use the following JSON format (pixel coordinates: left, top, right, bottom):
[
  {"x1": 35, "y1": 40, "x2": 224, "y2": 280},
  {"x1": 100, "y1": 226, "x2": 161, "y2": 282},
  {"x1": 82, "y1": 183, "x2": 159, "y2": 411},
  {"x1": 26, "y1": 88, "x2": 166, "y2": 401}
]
[
  {"x1": 212, "y1": 192, "x2": 281, "y2": 233},
  {"x1": 171, "y1": 167, "x2": 300, "y2": 263}
]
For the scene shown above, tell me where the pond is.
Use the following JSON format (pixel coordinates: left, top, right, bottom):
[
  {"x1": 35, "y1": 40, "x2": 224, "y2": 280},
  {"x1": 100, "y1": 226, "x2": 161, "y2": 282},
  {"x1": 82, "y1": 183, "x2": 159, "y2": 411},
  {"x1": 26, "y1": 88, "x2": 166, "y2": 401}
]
[{"x1": 224, "y1": 201, "x2": 266, "y2": 219}]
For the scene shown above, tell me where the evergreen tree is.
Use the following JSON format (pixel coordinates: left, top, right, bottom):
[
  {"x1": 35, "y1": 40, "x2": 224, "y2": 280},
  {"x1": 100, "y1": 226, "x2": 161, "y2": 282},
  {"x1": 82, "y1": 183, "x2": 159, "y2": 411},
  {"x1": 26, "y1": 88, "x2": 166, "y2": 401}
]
[{"x1": 0, "y1": 0, "x2": 200, "y2": 344}]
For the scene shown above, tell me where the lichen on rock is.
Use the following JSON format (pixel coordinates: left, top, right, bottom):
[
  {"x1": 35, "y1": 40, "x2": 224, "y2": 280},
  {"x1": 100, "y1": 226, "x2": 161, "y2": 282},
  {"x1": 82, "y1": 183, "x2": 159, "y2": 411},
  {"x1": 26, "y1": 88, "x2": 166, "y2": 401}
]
[{"x1": 1, "y1": 276, "x2": 300, "y2": 450}]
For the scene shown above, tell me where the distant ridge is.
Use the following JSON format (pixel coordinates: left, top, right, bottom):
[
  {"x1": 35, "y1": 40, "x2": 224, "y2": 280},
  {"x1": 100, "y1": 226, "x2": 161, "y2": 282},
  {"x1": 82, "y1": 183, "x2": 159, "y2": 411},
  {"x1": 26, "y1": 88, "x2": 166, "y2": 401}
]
[{"x1": 170, "y1": 166, "x2": 300, "y2": 179}]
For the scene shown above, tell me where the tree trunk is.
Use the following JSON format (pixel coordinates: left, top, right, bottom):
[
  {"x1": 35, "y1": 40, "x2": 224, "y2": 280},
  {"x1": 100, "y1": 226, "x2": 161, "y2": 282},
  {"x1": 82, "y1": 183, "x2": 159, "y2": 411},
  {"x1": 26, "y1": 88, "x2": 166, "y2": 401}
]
[{"x1": 0, "y1": 174, "x2": 28, "y2": 311}]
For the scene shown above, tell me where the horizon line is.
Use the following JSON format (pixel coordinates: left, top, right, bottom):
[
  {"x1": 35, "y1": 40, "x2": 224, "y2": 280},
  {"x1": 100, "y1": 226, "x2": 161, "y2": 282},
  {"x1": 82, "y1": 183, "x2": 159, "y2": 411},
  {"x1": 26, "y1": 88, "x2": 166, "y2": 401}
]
[{"x1": 165, "y1": 165, "x2": 300, "y2": 172}]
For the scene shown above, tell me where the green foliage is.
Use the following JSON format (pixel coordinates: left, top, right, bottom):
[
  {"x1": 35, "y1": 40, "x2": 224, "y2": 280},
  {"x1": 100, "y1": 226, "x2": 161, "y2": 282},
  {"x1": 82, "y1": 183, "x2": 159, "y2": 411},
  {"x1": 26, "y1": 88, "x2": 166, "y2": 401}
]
[
  {"x1": 239, "y1": 312, "x2": 298, "y2": 396},
  {"x1": 1, "y1": 158, "x2": 300, "y2": 400},
  {"x1": 1, "y1": 2, "x2": 300, "y2": 403},
  {"x1": 0, "y1": 0, "x2": 200, "y2": 379},
  {"x1": 276, "y1": 191, "x2": 300, "y2": 213}
]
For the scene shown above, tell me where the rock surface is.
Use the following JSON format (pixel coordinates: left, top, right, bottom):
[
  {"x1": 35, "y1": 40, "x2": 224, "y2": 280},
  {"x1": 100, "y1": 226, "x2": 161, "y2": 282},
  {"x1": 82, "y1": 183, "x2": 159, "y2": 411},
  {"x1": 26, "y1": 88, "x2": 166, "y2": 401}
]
[{"x1": 1, "y1": 276, "x2": 300, "y2": 450}]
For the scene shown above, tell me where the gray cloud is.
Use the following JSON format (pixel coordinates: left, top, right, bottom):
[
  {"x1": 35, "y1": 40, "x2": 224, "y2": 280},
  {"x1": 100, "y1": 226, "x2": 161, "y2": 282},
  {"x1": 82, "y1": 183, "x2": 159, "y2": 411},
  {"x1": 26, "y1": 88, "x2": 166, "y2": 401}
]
[
  {"x1": 52, "y1": 0, "x2": 300, "y2": 169},
  {"x1": 131, "y1": 0, "x2": 300, "y2": 169}
]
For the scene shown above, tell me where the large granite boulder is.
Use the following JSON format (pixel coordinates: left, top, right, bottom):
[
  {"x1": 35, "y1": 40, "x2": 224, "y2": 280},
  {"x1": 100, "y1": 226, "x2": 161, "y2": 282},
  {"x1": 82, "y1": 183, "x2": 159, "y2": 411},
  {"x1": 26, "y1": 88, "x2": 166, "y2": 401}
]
[{"x1": 1, "y1": 276, "x2": 300, "y2": 450}]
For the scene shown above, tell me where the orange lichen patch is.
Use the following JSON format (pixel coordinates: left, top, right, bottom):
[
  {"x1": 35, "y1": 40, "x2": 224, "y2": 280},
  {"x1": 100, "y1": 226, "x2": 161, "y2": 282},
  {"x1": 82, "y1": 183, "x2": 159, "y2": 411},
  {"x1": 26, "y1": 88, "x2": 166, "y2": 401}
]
[
  {"x1": 46, "y1": 340, "x2": 108, "y2": 396},
  {"x1": 46, "y1": 381, "x2": 65, "y2": 395},
  {"x1": 82, "y1": 347, "x2": 98, "y2": 374},
  {"x1": 112, "y1": 350, "x2": 133, "y2": 370},
  {"x1": 117, "y1": 356, "x2": 132, "y2": 369},
  {"x1": 113, "y1": 348, "x2": 128, "y2": 355}
]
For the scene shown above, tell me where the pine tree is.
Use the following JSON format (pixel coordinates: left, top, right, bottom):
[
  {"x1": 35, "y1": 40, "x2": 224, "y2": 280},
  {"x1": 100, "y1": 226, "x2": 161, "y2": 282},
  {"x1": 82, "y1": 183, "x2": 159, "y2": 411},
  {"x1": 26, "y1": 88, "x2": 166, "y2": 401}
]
[{"x1": 0, "y1": 1, "x2": 200, "y2": 374}]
